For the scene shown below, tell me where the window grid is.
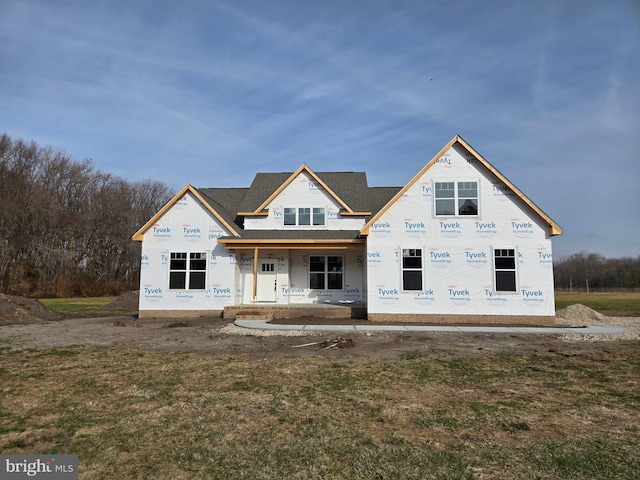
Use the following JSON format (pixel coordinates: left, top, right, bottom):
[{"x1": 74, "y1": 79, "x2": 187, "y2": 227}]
[
  {"x1": 402, "y1": 248, "x2": 423, "y2": 291},
  {"x1": 309, "y1": 255, "x2": 343, "y2": 290},
  {"x1": 313, "y1": 207, "x2": 325, "y2": 226},
  {"x1": 284, "y1": 208, "x2": 296, "y2": 225},
  {"x1": 283, "y1": 207, "x2": 326, "y2": 226},
  {"x1": 494, "y1": 248, "x2": 517, "y2": 292},
  {"x1": 435, "y1": 181, "x2": 478, "y2": 216},
  {"x1": 169, "y1": 252, "x2": 206, "y2": 290}
]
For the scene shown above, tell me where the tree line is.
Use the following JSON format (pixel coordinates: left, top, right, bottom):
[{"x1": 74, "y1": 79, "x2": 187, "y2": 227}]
[
  {"x1": 0, "y1": 133, "x2": 173, "y2": 297},
  {"x1": 1, "y1": 134, "x2": 638, "y2": 298},
  {"x1": 553, "y1": 252, "x2": 640, "y2": 291}
]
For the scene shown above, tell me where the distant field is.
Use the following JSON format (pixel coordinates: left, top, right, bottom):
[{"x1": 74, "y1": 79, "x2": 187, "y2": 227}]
[{"x1": 555, "y1": 291, "x2": 640, "y2": 315}]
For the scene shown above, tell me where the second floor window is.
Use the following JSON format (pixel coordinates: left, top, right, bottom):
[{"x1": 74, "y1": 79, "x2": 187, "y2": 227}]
[
  {"x1": 284, "y1": 207, "x2": 325, "y2": 226},
  {"x1": 435, "y1": 181, "x2": 478, "y2": 216}
]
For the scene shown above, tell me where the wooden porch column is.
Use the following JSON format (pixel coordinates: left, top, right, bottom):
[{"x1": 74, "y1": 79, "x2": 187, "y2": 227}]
[{"x1": 252, "y1": 246, "x2": 258, "y2": 301}]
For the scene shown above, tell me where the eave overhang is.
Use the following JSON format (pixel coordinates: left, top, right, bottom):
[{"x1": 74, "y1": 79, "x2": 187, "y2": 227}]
[
  {"x1": 360, "y1": 135, "x2": 563, "y2": 237},
  {"x1": 132, "y1": 184, "x2": 241, "y2": 241}
]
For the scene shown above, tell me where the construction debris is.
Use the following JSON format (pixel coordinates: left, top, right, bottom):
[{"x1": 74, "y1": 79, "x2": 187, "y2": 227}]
[{"x1": 293, "y1": 336, "x2": 356, "y2": 350}]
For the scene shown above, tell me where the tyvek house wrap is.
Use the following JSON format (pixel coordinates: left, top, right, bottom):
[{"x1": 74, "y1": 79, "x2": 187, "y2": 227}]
[
  {"x1": 366, "y1": 144, "x2": 556, "y2": 317},
  {"x1": 239, "y1": 171, "x2": 366, "y2": 305},
  {"x1": 138, "y1": 191, "x2": 237, "y2": 311}
]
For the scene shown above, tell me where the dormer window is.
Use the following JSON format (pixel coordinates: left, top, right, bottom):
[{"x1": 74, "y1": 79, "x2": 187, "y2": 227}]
[
  {"x1": 313, "y1": 208, "x2": 325, "y2": 225},
  {"x1": 284, "y1": 208, "x2": 296, "y2": 225},
  {"x1": 435, "y1": 181, "x2": 478, "y2": 216},
  {"x1": 284, "y1": 207, "x2": 325, "y2": 226}
]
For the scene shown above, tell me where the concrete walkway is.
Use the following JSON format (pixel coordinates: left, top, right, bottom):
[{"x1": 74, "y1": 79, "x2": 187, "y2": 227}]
[{"x1": 234, "y1": 319, "x2": 629, "y2": 335}]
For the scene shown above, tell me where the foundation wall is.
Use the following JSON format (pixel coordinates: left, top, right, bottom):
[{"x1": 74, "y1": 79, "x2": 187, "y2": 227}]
[
  {"x1": 138, "y1": 310, "x2": 223, "y2": 319},
  {"x1": 368, "y1": 313, "x2": 555, "y2": 326}
]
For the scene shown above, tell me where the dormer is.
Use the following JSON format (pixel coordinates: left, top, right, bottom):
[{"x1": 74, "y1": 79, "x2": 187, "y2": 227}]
[{"x1": 239, "y1": 165, "x2": 372, "y2": 231}]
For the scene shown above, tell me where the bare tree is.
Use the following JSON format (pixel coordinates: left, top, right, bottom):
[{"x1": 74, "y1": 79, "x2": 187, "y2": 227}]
[{"x1": 0, "y1": 133, "x2": 172, "y2": 296}]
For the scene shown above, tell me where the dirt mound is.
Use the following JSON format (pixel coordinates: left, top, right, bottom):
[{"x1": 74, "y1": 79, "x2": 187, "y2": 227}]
[
  {"x1": 0, "y1": 294, "x2": 64, "y2": 324},
  {"x1": 104, "y1": 291, "x2": 139, "y2": 310},
  {"x1": 556, "y1": 303, "x2": 607, "y2": 322}
]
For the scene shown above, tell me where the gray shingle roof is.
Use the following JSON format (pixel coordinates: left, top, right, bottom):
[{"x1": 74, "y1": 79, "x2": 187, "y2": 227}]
[
  {"x1": 238, "y1": 172, "x2": 292, "y2": 213},
  {"x1": 197, "y1": 169, "x2": 401, "y2": 238},
  {"x1": 197, "y1": 187, "x2": 247, "y2": 231}
]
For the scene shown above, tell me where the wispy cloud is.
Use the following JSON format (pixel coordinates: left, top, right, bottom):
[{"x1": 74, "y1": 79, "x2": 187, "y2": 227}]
[{"x1": 1, "y1": 0, "x2": 638, "y2": 257}]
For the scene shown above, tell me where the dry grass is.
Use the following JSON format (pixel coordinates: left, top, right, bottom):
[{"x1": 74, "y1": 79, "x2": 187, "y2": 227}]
[{"x1": 1, "y1": 343, "x2": 639, "y2": 479}]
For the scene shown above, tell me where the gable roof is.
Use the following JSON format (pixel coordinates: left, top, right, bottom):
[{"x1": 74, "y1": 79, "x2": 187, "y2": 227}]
[
  {"x1": 133, "y1": 136, "x2": 561, "y2": 243},
  {"x1": 238, "y1": 164, "x2": 371, "y2": 215},
  {"x1": 360, "y1": 135, "x2": 563, "y2": 237},
  {"x1": 131, "y1": 184, "x2": 242, "y2": 241}
]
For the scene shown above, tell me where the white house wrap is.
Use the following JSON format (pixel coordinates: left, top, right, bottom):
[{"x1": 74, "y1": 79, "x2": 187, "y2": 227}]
[{"x1": 133, "y1": 135, "x2": 562, "y2": 325}]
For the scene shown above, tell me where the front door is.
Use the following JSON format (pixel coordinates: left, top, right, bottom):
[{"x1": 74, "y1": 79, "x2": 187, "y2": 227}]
[{"x1": 256, "y1": 261, "x2": 277, "y2": 302}]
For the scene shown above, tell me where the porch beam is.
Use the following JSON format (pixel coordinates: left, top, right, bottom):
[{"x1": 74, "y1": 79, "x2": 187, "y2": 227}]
[
  {"x1": 218, "y1": 239, "x2": 365, "y2": 250},
  {"x1": 252, "y1": 246, "x2": 258, "y2": 301},
  {"x1": 226, "y1": 244, "x2": 360, "y2": 250}
]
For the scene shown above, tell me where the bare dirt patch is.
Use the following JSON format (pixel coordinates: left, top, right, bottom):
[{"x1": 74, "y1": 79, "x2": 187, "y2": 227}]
[
  {"x1": 0, "y1": 293, "x2": 64, "y2": 324},
  {"x1": 1, "y1": 294, "x2": 637, "y2": 359},
  {"x1": 1, "y1": 298, "x2": 638, "y2": 479},
  {"x1": 0, "y1": 312, "x2": 637, "y2": 361}
]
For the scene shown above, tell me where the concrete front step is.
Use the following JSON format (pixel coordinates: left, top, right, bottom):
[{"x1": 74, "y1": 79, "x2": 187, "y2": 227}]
[{"x1": 224, "y1": 304, "x2": 366, "y2": 321}]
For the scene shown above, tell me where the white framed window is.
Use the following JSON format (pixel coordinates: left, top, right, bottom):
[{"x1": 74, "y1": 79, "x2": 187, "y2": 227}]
[
  {"x1": 401, "y1": 248, "x2": 423, "y2": 291},
  {"x1": 169, "y1": 252, "x2": 206, "y2": 289},
  {"x1": 284, "y1": 208, "x2": 296, "y2": 226},
  {"x1": 299, "y1": 207, "x2": 311, "y2": 225},
  {"x1": 493, "y1": 248, "x2": 517, "y2": 292},
  {"x1": 435, "y1": 181, "x2": 478, "y2": 216},
  {"x1": 309, "y1": 255, "x2": 343, "y2": 289},
  {"x1": 313, "y1": 207, "x2": 325, "y2": 226},
  {"x1": 283, "y1": 207, "x2": 326, "y2": 226}
]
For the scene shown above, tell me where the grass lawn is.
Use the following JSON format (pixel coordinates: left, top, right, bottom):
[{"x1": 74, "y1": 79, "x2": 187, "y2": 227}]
[
  {"x1": 1, "y1": 344, "x2": 639, "y2": 479},
  {"x1": 40, "y1": 297, "x2": 117, "y2": 314},
  {"x1": 555, "y1": 291, "x2": 640, "y2": 314},
  {"x1": 39, "y1": 297, "x2": 138, "y2": 316}
]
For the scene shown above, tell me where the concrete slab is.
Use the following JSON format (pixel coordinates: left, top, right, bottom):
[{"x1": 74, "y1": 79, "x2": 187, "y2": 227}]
[{"x1": 234, "y1": 319, "x2": 629, "y2": 335}]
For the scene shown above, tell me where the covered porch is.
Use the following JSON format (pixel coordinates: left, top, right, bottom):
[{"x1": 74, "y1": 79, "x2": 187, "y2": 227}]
[{"x1": 218, "y1": 230, "x2": 367, "y2": 307}]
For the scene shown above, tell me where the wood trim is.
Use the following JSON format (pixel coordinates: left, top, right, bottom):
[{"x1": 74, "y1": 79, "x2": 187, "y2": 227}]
[
  {"x1": 252, "y1": 246, "x2": 258, "y2": 300},
  {"x1": 253, "y1": 164, "x2": 354, "y2": 214},
  {"x1": 228, "y1": 244, "x2": 361, "y2": 250},
  {"x1": 237, "y1": 211, "x2": 269, "y2": 217},
  {"x1": 132, "y1": 184, "x2": 240, "y2": 241},
  {"x1": 132, "y1": 184, "x2": 191, "y2": 241},
  {"x1": 240, "y1": 210, "x2": 370, "y2": 218},
  {"x1": 454, "y1": 136, "x2": 563, "y2": 237},
  {"x1": 340, "y1": 211, "x2": 371, "y2": 216},
  {"x1": 190, "y1": 187, "x2": 242, "y2": 236},
  {"x1": 220, "y1": 238, "x2": 365, "y2": 245},
  {"x1": 219, "y1": 238, "x2": 365, "y2": 250},
  {"x1": 360, "y1": 137, "x2": 457, "y2": 235},
  {"x1": 360, "y1": 135, "x2": 563, "y2": 237}
]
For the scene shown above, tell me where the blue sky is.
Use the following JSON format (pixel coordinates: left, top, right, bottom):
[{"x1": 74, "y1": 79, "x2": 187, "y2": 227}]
[{"x1": 1, "y1": 0, "x2": 638, "y2": 258}]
